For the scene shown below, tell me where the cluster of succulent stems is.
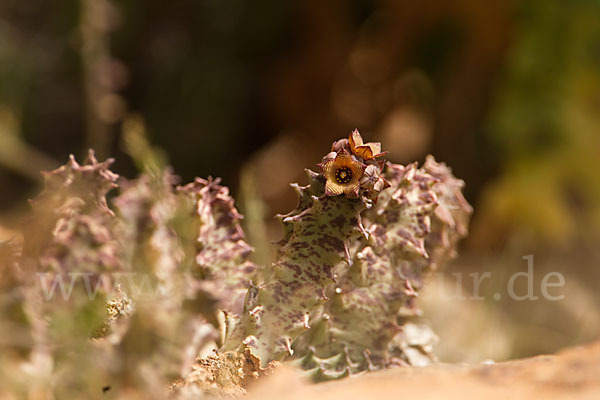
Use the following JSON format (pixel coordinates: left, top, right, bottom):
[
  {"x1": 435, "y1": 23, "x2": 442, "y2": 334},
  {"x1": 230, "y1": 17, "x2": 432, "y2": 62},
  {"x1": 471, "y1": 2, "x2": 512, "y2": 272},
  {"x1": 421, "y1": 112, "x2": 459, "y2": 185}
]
[{"x1": 0, "y1": 130, "x2": 471, "y2": 397}]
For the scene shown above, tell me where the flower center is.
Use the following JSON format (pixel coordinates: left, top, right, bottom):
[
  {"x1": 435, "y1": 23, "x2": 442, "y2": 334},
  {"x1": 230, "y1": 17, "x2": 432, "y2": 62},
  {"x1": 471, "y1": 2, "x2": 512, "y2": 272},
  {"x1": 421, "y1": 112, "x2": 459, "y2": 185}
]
[{"x1": 335, "y1": 167, "x2": 352, "y2": 184}]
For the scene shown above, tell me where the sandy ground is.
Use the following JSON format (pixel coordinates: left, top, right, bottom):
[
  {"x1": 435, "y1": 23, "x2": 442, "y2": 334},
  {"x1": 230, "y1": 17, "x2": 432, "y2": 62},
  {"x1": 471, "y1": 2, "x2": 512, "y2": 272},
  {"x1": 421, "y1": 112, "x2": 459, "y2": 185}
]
[{"x1": 246, "y1": 339, "x2": 600, "y2": 400}]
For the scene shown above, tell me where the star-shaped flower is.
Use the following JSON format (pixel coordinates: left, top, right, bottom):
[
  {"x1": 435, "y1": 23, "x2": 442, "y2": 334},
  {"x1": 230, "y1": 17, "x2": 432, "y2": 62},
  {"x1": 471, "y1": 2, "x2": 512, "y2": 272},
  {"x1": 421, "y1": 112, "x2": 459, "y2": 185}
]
[{"x1": 319, "y1": 152, "x2": 365, "y2": 197}]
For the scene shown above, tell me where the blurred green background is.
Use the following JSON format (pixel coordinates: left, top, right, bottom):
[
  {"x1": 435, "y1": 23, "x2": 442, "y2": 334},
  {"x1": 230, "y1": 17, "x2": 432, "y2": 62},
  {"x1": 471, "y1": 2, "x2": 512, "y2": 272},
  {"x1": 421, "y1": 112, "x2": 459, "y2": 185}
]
[{"x1": 1, "y1": 0, "x2": 599, "y2": 362}]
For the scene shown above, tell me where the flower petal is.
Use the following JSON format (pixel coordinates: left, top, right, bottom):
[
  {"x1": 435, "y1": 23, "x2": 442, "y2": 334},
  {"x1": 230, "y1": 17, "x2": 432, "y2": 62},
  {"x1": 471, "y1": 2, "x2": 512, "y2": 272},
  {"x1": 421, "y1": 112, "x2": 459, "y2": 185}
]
[
  {"x1": 354, "y1": 145, "x2": 374, "y2": 160},
  {"x1": 343, "y1": 182, "x2": 361, "y2": 197},
  {"x1": 325, "y1": 179, "x2": 345, "y2": 196},
  {"x1": 367, "y1": 142, "x2": 382, "y2": 155},
  {"x1": 331, "y1": 139, "x2": 350, "y2": 153},
  {"x1": 319, "y1": 159, "x2": 335, "y2": 176},
  {"x1": 349, "y1": 129, "x2": 363, "y2": 147},
  {"x1": 348, "y1": 129, "x2": 364, "y2": 154}
]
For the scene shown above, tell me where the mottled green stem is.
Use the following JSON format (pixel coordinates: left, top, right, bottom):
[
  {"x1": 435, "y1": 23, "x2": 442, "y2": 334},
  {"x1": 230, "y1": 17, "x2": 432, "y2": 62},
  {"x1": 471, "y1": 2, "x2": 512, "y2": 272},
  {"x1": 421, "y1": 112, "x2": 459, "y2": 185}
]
[{"x1": 222, "y1": 171, "x2": 369, "y2": 366}]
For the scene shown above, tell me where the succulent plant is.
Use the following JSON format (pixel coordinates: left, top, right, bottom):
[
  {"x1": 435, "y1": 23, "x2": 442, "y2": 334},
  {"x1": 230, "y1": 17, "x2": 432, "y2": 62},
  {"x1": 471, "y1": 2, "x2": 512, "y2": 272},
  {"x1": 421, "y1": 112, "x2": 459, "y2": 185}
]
[
  {"x1": 0, "y1": 152, "x2": 258, "y2": 398},
  {"x1": 1, "y1": 152, "x2": 125, "y2": 399},
  {"x1": 0, "y1": 131, "x2": 471, "y2": 397},
  {"x1": 220, "y1": 131, "x2": 472, "y2": 381}
]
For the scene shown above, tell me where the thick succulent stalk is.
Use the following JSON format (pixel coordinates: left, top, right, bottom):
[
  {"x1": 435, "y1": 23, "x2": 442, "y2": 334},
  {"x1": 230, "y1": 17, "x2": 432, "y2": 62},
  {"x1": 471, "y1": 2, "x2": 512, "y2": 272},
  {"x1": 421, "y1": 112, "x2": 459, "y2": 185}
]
[
  {"x1": 5, "y1": 152, "x2": 127, "y2": 399},
  {"x1": 177, "y1": 177, "x2": 258, "y2": 315},
  {"x1": 113, "y1": 171, "x2": 183, "y2": 301},
  {"x1": 20, "y1": 150, "x2": 121, "y2": 278},
  {"x1": 421, "y1": 155, "x2": 473, "y2": 270},
  {"x1": 291, "y1": 162, "x2": 435, "y2": 378},
  {"x1": 222, "y1": 170, "x2": 370, "y2": 366},
  {"x1": 18, "y1": 151, "x2": 122, "y2": 346},
  {"x1": 295, "y1": 159, "x2": 472, "y2": 379}
]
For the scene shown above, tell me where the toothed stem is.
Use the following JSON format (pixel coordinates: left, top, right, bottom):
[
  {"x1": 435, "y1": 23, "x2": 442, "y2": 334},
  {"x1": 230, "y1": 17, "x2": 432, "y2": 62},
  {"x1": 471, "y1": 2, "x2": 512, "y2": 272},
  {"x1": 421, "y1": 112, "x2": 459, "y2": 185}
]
[{"x1": 222, "y1": 171, "x2": 371, "y2": 366}]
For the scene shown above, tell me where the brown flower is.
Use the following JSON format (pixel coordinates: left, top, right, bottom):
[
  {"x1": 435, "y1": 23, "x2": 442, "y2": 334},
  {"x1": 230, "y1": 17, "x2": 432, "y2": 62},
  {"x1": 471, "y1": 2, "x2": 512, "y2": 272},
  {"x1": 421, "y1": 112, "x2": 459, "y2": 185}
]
[
  {"x1": 319, "y1": 153, "x2": 365, "y2": 197},
  {"x1": 348, "y1": 130, "x2": 388, "y2": 160}
]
